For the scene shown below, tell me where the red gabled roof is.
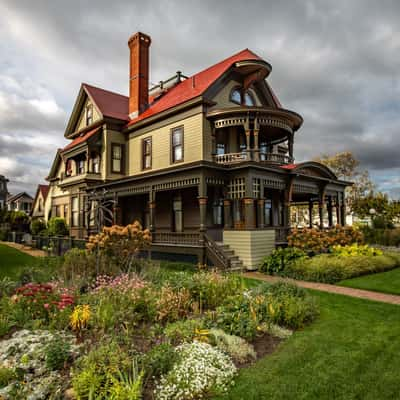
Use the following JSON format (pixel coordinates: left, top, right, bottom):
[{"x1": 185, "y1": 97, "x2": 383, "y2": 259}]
[
  {"x1": 38, "y1": 184, "x2": 49, "y2": 201},
  {"x1": 62, "y1": 127, "x2": 100, "y2": 152},
  {"x1": 83, "y1": 84, "x2": 129, "y2": 121},
  {"x1": 127, "y1": 48, "x2": 263, "y2": 126}
]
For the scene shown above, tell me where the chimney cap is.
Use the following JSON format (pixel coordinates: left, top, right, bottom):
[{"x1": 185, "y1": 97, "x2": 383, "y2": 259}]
[{"x1": 128, "y1": 31, "x2": 151, "y2": 47}]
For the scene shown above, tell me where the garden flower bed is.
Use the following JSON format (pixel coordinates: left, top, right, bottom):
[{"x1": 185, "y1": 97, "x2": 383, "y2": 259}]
[
  {"x1": 0, "y1": 254, "x2": 318, "y2": 399},
  {"x1": 0, "y1": 222, "x2": 320, "y2": 399}
]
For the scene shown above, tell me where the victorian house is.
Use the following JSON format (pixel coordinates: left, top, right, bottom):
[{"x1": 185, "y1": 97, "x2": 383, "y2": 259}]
[{"x1": 45, "y1": 32, "x2": 349, "y2": 269}]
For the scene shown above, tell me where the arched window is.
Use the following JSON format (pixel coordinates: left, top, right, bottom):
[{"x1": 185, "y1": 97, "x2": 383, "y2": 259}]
[
  {"x1": 230, "y1": 87, "x2": 256, "y2": 106},
  {"x1": 230, "y1": 88, "x2": 241, "y2": 104},
  {"x1": 244, "y1": 91, "x2": 255, "y2": 106}
]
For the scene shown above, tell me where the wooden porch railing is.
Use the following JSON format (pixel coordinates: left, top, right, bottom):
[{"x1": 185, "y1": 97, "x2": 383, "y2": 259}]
[
  {"x1": 152, "y1": 232, "x2": 201, "y2": 246},
  {"x1": 203, "y1": 233, "x2": 230, "y2": 269}
]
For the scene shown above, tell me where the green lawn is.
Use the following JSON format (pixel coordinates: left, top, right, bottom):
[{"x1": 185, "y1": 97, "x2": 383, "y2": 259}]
[
  {"x1": 0, "y1": 243, "x2": 36, "y2": 279},
  {"x1": 216, "y1": 289, "x2": 400, "y2": 400},
  {"x1": 338, "y1": 268, "x2": 400, "y2": 295}
]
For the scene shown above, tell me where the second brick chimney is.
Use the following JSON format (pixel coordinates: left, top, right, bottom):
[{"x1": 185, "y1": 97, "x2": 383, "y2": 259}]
[{"x1": 128, "y1": 32, "x2": 151, "y2": 119}]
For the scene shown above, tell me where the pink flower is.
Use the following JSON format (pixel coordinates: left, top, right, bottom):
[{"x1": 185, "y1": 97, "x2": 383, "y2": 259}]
[{"x1": 44, "y1": 303, "x2": 50, "y2": 309}]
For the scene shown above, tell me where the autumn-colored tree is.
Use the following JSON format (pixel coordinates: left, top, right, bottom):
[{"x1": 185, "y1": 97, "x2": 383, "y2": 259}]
[
  {"x1": 86, "y1": 220, "x2": 152, "y2": 272},
  {"x1": 314, "y1": 151, "x2": 375, "y2": 212}
]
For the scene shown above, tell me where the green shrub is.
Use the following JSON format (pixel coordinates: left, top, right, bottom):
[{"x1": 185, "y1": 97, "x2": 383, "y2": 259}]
[
  {"x1": 47, "y1": 217, "x2": 69, "y2": 236},
  {"x1": 0, "y1": 367, "x2": 16, "y2": 388},
  {"x1": 211, "y1": 294, "x2": 260, "y2": 339},
  {"x1": 260, "y1": 247, "x2": 307, "y2": 275},
  {"x1": 72, "y1": 341, "x2": 140, "y2": 399},
  {"x1": 45, "y1": 335, "x2": 71, "y2": 370},
  {"x1": 361, "y1": 226, "x2": 400, "y2": 247},
  {"x1": 286, "y1": 253, "x2": 400, "y2": 283},
  {"x1": 30, "y1": 219, "x2": 47, "y2": 235},
  {"x1": 209, "y1": 328, "x2": 256, "y2": 364},
  {"x1": 142, "y1": 342, "x2": 178, "y2": 380},
  {"x1": 164, "y1": 318, "x2": 204, "y2": 344}
]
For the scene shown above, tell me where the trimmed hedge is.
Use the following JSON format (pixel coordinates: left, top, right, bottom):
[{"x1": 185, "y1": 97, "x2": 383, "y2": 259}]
[{"x1": 285, "y1": 252, "x2": 400, "y2": 284}]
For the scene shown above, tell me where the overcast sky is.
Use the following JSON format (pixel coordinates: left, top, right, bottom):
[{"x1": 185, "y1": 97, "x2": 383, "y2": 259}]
[{"x1": 0, "y1": 0, "x2": 399, "y2": 198}]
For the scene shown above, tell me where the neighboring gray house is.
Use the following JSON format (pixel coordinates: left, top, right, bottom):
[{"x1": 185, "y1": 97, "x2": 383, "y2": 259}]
[
  {"x1": 0, "y1": 175, "x2": 9, "y2": 210},
  {"x1": 7, "y1": 192, "x2": 33, "y2": 214}
]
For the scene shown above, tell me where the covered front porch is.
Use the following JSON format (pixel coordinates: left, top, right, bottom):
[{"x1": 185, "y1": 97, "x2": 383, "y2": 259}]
[{"x1": 88, "y1": 162, "x2": 348, "y2": 270}]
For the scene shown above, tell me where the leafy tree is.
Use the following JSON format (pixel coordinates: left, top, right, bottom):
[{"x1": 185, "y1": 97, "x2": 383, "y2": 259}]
[
  {"x1": 352, "y1": 192, "x2": 400, "y2": 227},
  {"x1": 30, "y1": 219, "x2": 47, "y2": 235},
  {"x1": 47, "y1": 217, "x2": 69, "y2": 236}
]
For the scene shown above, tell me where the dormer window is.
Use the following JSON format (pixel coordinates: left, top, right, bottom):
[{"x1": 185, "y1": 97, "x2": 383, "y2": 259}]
[
  {"x1": 230, "y1": 88, "x2": 241, "y2": 104},
  {"x1": 230, "y1": 87, "x2": 256, "y2": 106},
  {"x1": 244, "y1": 91, "x2": 255, "y2": 106},
  {"x1": 86, "y1": 104, "x2": 93, "y2": 126}
]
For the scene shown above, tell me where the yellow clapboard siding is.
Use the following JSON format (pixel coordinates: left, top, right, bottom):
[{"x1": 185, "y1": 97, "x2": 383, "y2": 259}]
[{"x1": 128, "y1": 113, "x2": 203, "y2": 175}]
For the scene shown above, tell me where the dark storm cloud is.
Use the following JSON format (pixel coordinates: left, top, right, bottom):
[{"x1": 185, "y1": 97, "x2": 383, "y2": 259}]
[{"x1": 0, "y1": 0, "x2": 399, "y2": 197}]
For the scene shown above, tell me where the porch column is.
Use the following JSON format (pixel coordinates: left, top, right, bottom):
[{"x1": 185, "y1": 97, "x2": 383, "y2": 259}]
[
  {"x1": 288, "y1": 134, "x2": 294, "y2": 161},
  {"x1": 340, "y1": 197, "x2": 346, "y2": 226},
  {"x1": 198, "y1": 196, "x2": 207, "y2": 232},
  {"x1": 149, "y1": 190, "x2": 156, "y2": 232},
  {"x1": 336, "y1": 197, "x2": 341, "y2": 226},
  {"x1": 318, "y1": 194, "x2": 325, "y2": 229},
  {"x1": 283, "y1": 177, "x2": 294, "y2": 228},
  {"x1": 308, "y1": 200, "x2": 313, "y2": 228},
  {"x1": 253, "y1": 120, "x2": 260, "y2": 162},
  {"x1": 112, "y1": 193, "x2": 122, "y2": 225},
  {"x1": 223, "y1": 199, "x2": 232, "y2": 229},
  {"x1": 245, "y1": 129, "x2": 251, "y2": 160},
  {"x1": 244, "y1": 198, "x2": 256, "y2": 229},
  {"x1": 257, "y1": 199, "x2": 265, "y2": 228},
  {"x1": 211, "y1": 127, "x2": 217, "y2": 159},
  {"x1": 327, "y1": 196, "x2": 333, "y2": 227}
]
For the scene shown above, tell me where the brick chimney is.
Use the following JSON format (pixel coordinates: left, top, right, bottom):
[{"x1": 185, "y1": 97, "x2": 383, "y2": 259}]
[{"x1": 128, "y1": 32, "x2": 151, "y2": 119}]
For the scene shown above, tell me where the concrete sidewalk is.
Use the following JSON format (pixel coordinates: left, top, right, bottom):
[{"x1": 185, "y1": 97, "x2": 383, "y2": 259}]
[
  {"x1": 244, "y1": 271, "x2": 400, "y2": 306},
  {"x1": 1, "y1": 241, "x2": 46, "y2": 257}
]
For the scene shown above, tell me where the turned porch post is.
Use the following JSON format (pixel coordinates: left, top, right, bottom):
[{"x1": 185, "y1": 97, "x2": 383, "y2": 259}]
[
  {"x1": 112, "y1": 192, "x2": 122, "y2": 225},
  {"x1": 253, "y1": 118, "x2": 260, "y2": 162},
  {"x1": 318, "y1": 186, "x2": 326, "y2": 229},
  {"x1": 336, "y1": 196, "x2": 341, "y2": 226},
  {"x1": 149, "y1": 190, "x2": 156, "y2": 232},
  {"x1": 327, "y1": 196, "x2": 333, "y2": 227},
  {"x1": 283, "y1": 177, "x2": 294, "y2": 228},
  {"x1": 288, "y1": 133, "x2": 294, "y2": 161},
  {"x1": 198, "y1": 178, "x2": 207, "y2": 234},
  {"x1": 340, "y1": 194, "x2": 346, "y2": 226},
  {"x1": 244, "y1": 198, "x2": 256, "y2": 229},
  {"x1": 308, "y1": 200, "x2": 313, "y2": 228}
]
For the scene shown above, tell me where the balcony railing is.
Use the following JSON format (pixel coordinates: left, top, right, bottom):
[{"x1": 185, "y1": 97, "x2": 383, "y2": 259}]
[
  {"x1": 152, "y1": 232, "x2": 200, "y2": 246},
  {"x1": 214, "y1": 152, "x2": 293, "y2": 165},
  {"x1": 214, "y1": 152, "x2": 247, "y2": 164},
  {"x1": 260, "y1": 152, "x2": 294, "y2": 164}
]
